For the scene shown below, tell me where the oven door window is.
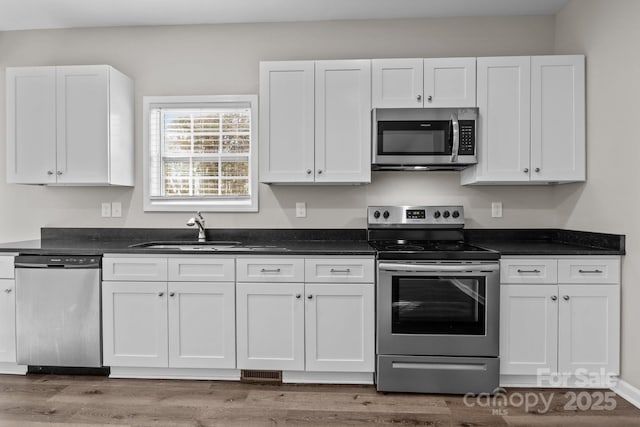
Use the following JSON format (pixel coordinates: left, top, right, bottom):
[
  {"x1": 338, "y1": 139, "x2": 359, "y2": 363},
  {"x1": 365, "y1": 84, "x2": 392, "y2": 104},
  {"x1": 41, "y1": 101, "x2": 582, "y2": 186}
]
[
  {"x1": 391, "y1": 276, "x2": 486, "y2": 335},
  {"x1": 377, "y1": 121, "x2": 451, "y2": 155}
]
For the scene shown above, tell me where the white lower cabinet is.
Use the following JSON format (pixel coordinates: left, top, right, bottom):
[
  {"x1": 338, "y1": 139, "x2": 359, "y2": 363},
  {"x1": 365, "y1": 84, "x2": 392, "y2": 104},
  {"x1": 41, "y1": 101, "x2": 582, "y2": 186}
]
[
  {"x1": 0, "y1": 279, "x2": 17, "y2": 364},
  {"x1": 305, "y1": 283, "x2": 374, "y2": 372},
  {"x1": 102, "y1": 281, "x2": 169, "y2": 367},
  {"x1": 500, "y1": 257, "x2": 620, "y2": 386},
  {"x1": 236, "y1": 256, "x2": 375, "y2": 375},
  {"x1": 236, "y1": 282, "x2": 375, "y2": 373},
  {"x1": 102, "y1": 256, "x2": 236, "y2": 371},
  {"x1": 236, "y1": 282, "x2": 305, "y2": 370}
]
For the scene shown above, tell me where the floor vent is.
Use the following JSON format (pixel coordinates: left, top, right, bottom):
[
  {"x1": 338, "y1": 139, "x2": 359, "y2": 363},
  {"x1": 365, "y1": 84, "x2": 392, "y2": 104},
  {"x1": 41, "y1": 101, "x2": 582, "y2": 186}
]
[{"x1": 241, "y1": 369, "x2": 283, "y2": 384}]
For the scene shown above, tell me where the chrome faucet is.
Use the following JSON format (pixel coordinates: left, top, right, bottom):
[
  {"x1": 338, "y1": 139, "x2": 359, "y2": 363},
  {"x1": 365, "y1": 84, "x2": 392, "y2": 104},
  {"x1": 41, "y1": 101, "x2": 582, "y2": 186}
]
[{"x1": 186, "y1": 211, "x2": 206, "y2": 241}]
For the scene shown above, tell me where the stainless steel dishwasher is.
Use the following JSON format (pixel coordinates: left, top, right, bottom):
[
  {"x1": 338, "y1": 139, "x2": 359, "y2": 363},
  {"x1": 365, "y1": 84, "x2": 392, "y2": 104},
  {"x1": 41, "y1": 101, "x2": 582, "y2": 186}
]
[{"x1": 15, "y1": 255, "x2": 102, "y2": 368}]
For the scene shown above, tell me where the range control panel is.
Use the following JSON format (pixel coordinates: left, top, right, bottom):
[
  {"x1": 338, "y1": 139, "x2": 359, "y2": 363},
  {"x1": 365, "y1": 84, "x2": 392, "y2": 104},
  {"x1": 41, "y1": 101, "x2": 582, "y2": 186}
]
[{"x1": 368, "y1": 205, "x2": 465, "y2": 227}]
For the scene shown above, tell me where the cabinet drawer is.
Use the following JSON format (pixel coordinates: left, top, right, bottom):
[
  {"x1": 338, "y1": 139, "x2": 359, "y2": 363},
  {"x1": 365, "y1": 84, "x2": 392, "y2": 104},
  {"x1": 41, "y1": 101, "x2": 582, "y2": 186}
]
[
  {"x1": 0, "y1": 256, "x2": 15, "y2": 279},
  {"x1": 305, "y1": 258, "x2": 374, "y2": 283},
  {"x1": 236, "y1": 258, "x2": 304, "y2": 282},
  {"x1": 103, "y1": 257, "x2": 167, "y2": 281},
  {"x1": 168, "y1": 258, "x2": 234, "y2": 282},
  {"x1": 500, "y1": 259, "x2": 557, "y2": 284},
  {"x1": 558, "y1": 258, "x2": 620, "y2": 284}
]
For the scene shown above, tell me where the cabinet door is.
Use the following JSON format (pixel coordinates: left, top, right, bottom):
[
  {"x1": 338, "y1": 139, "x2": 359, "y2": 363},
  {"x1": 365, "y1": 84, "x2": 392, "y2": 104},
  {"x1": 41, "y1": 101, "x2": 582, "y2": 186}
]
[
  {"x1": 305, "y1": 283, "x2": 374, "y2": 372},
  {"x1": 236, "y1": 283, "x2": 304, "y2": 370},
  {"x1": 423, "y1": 58, "x2": 476, "y2": 108},
  {"x1": 558, "y1": 284, "x2": 620, "y2": 375},
  {"x1": 168, "y1": 282, "x2": 235, "y2": 369},
  {"x1": 56, "y1": 65, "x2": 110, "y2": 184},
  {"x1": 0, "y1": 280, "x2": 16, "y2": 363},
  {"x1": 314, "y1": 60, "x2": 371, "y2": 183},
  {"x1": 6, "y1": 67, "x2": 57, "y2": 184},
  {"x1": 259, "y1": 61, "x2": 315, "y2": 183},
  {"x1": 372, "y1": 59, "x2": 423, "y2": 108},
  {"x1": 500, "y1": 284, "x2": 558, "y2": 375},
  {"x1": 475, "y1": 57, "x2": 531, "y2": 182},
  {"x1": 102, "y1": 281, "x2": 168, "y2": 367},
  {"x1": 531, "y1": 55, "x2": 585, "y2": 183}
]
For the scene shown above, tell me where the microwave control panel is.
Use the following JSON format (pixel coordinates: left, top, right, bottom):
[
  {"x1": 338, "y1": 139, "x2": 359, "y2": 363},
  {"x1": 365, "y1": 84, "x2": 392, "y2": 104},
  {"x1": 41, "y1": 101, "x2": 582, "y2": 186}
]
[{"x1": 458, "y1": 120, "x2": 475, "y2": 155}]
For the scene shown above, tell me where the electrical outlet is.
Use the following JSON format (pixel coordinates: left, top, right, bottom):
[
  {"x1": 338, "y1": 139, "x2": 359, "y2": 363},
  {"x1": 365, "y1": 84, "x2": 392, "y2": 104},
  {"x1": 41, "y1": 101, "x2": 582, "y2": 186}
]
[
  {"x1": 111, "y1": 202, "x2": 122, "y2": 218},
  {"x1": 296, "y1": 202, "x2": 307, "y2": 218},
  {"x1": 101, "y1": 202, "x2": 111, "y2": 217},
  {"x1": 491, "y1": 202, "x2": 503, "y2": 218}
]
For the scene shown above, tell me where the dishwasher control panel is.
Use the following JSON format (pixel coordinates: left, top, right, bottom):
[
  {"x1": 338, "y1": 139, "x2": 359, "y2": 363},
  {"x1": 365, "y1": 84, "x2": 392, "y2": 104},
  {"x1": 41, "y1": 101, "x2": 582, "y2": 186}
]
[{"x1": 15, "y1": 255, "x2": 101, "y2": 268}]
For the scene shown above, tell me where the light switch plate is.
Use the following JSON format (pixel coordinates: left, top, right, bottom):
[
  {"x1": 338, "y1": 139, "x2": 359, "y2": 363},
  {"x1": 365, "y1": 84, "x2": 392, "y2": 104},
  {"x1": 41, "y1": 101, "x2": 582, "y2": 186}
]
[
  {"x1": 296, "y1": 202, "x2": 307, "y2": 218},
  {"x1": 491, "y1": 202, "x2": 503, "y2": 218},
  {"x1": 101, "y1": 203, "x2": 111, "y2": 217},
  {"x1": 111, "y1": 202, "x2": 122, "y2": 218}
]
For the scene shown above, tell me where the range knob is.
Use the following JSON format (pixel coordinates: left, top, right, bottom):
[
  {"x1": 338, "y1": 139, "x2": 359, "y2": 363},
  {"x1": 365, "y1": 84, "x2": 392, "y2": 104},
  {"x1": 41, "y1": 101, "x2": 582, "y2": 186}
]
[
  {"x1": 373, "y1": 210, "x2": 381, "y2": 219},
  {"x1": 433, "y1": 211, "x2": 441, "y2": 219},
  {"x1": 383, "y1": 210, "x2": 390, "y2": 219},
  {"x1": 452, "y1": 210, "x2": 460, "y2": 218},
  {"x1": 443, "y1": 210, "x2": 451, "y2": 218}
]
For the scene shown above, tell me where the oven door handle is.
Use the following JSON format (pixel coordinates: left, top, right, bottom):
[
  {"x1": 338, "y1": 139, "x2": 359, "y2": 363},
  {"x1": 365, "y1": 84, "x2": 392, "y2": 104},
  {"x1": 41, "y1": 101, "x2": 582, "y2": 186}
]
[{"x1": 379, "y1": 263, "x2": 499, "y2": 273}]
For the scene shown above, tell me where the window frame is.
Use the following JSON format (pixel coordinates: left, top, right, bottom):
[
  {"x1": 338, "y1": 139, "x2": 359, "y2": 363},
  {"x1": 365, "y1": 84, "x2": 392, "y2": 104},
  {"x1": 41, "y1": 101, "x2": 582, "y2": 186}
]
[{"x1": 143, "y1": 95, "x2": 259, "y2": 212}]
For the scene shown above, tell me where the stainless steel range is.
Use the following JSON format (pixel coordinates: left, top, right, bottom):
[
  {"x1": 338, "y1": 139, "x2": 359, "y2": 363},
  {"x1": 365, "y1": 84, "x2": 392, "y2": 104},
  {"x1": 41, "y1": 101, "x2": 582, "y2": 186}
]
[{"x1": 368, "y1": 205, "x2": 500, "y2": 394}]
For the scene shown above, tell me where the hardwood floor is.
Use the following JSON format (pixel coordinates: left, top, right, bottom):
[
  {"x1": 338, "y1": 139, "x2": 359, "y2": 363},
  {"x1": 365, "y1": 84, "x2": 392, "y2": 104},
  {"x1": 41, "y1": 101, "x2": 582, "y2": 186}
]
[{"x1": 1, "y1": 374, "x2": 640, "y2": 426}]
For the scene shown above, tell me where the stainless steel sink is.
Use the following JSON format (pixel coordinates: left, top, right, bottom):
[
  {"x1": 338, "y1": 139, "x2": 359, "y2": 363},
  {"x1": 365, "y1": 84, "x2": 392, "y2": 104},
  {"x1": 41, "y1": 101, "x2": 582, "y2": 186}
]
[{"x1": 128, "y1": 241, "x2": 289, "y2": 252}]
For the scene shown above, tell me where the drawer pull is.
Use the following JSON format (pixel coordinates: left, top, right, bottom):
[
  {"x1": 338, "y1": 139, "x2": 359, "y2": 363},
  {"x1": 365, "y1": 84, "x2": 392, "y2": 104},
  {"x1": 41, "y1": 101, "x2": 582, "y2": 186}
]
[
  {"x1": 578, "y1": 269, "x2": 603, "y2": 274},
  {"x1": 330, "y1": 268, "x2": 351, "y2": 273},
  {"x1": 517, "y1": 269, "x2": 541, "y2": 274},
  {"x1": 260, "y1": 268, "x2": 282, "y2": 273}
]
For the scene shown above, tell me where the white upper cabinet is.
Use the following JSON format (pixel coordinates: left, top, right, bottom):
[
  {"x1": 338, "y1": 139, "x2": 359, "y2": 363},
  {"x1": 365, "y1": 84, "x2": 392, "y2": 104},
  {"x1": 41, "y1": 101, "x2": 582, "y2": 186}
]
[
  {"x1": 259, "y1": 61, "x2": 315, "y2": 183},
  {"x1": 462, "y1": 55, "x2": 585, "y2": 185},
  {"x1": 531, "y1": 55, "x2": 586, "y2": 183},
  {"x1": 371, "y1": 59, "x2": 423, "y2": 108},
  {"x1": 260, "y1": 60, "x2": 371, "y2": 184},
  {"x1": 423, "y1": 58, "x2": 476, "y2": 108},
  {"x1": 372, "y1": 57, "x2": 476, "y2": 108},
  {"x1": 6, "y1": 65, "x2": 134, "y2": 186}
]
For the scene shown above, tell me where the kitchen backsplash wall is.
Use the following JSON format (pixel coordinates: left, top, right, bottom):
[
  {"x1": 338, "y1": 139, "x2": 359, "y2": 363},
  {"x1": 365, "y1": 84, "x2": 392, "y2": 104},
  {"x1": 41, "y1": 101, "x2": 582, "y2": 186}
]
[{"x1": 0, "y1": 16, "x2": 559, "y2": 241}]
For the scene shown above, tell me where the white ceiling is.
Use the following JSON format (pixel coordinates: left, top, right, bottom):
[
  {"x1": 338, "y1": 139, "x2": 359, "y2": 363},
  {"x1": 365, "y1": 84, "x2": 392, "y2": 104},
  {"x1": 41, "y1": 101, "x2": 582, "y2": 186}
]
[{"x1": 0, "y1": 0, "x2": 569, "y2": 32}]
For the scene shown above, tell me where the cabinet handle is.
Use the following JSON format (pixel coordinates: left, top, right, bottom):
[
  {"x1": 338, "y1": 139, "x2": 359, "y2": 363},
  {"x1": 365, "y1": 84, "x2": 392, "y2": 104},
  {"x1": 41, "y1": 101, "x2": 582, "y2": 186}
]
[
  {"x1": 295, "y1": 294, "x2": 301, "y2": 299},
  {"x1": 427, "y1": 95, "x2": 433, "y2": 102},
  {"x1": 169, "y1": 292, "x2": 175, "y2": 297},
  {"x1": 416, "y1": 94, "x2": 422, "y2": 101},
  {"x1": 306, "y1": 169, "x2": 312, "y2": 175},
  {"x1": 317, "y1": 170, "x2": 323, "y2": 175},
  {"x1": 517, "y1": 269, "x2": 541, "y2": 273},
  {"x1": 535, "y1": 167, "x2": 541, "y2": 173},
  {"x1": 47, "y1": 171, "x2": 54, "y2": 175},
  {"x1": 260, "y1": 268, "x2": 281, "y2": 273},
  {"x1": 4, "y1": 288, "x2": 12, "y2": 294},
  {"x1": 563, "y1": 295, "x2": 570, "y2": 301},
  {"x1": 579, "y1": 269, "x2": 603, "y2": 274},
  {"x1": 550, "y1": 295, "x2": 557, "y2": 301},
  {"x1": 523, "y1": 168, "x2": 529, "y2": 173},
  {"x1": 330, "y1": 268, "x2": 351, "y2": 273},
  {"x1": 158, "y1": 292, "x2": 165, "y2": 297},
  {"x1": 307, "y1": 294, "x2": 313, "y2": 299}
]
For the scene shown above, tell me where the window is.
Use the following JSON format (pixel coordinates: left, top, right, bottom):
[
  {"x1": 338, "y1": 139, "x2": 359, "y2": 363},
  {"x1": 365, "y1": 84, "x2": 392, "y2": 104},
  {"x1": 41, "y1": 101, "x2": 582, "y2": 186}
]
[{"x1": 143, "y1": 95, "x2": 258, "y2": 211}]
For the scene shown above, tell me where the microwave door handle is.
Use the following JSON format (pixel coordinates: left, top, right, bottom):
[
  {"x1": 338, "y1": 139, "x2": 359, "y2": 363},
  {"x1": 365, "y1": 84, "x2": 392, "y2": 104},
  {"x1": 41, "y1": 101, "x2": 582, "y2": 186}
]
[{"x1": 450, "y1": 112, "x2": 460, "y2": 163}]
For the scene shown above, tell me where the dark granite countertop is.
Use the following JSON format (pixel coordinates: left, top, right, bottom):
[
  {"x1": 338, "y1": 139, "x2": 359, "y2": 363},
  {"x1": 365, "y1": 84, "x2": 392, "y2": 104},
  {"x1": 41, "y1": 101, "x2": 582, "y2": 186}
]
[
  {"x1": 0, "y1": 227, "x2": 625, "y2": 257},
  {"x1": 0, "y1": 228, "x2": 375, "y2": 256},
  {"x1": 465, "y1": 229, "x2": 625, "y2": 256}
]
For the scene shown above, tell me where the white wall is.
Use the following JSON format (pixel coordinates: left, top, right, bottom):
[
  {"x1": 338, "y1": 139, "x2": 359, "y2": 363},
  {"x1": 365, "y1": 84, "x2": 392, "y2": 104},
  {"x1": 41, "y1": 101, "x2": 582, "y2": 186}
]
[
  {"x1": 0, "y1": 17, "x2": 558, "y2": 241},
  {"x1": 554, "y1": 0, "x2": 640, "y2": 391}
]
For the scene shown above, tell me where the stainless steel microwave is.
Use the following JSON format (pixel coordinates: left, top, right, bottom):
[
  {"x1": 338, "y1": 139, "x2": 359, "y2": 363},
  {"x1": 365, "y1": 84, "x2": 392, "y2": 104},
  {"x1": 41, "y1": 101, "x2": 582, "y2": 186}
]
[{"x1": 372, "y1": 108, "x2": 478, "y2": 171}]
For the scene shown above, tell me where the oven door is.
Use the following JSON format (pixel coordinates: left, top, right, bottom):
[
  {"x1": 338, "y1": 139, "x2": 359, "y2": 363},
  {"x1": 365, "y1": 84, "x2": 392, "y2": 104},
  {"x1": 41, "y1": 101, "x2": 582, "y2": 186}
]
[{"x1": 377, "y1": 261, "x2": 499, "y2": 357}]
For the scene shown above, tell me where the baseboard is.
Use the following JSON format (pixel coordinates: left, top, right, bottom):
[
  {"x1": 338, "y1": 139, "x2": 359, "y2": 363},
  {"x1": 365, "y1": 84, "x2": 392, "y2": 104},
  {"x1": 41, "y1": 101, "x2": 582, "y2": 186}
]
[
  {"x1": 282, "y1": 371, "x2": 374, "y2": 384},
  {"x1": 0, "y1": 363, "x2": 27, "y2": 375},
  {"x1": 612, "y1": 379, "x2": 640, "y2": 409}
]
